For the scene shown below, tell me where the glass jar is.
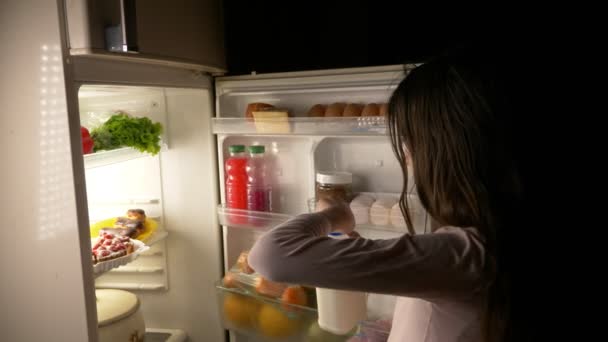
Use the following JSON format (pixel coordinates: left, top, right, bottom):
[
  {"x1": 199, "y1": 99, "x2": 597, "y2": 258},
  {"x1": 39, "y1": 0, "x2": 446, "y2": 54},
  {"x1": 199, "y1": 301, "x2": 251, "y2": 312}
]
[{"x1": 315, "y1": 171, "x2": 353, "y2": 203}]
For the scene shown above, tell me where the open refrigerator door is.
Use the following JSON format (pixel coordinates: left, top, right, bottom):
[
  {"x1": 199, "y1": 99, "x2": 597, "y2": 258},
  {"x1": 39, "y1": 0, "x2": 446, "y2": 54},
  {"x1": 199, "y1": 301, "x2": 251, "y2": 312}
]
[
  {"x1": 70, "y1": 57, "x2": 224, "y2": 342},
  {"x1": 213, "y1": 65, "x2": 430, "y2": 342}
]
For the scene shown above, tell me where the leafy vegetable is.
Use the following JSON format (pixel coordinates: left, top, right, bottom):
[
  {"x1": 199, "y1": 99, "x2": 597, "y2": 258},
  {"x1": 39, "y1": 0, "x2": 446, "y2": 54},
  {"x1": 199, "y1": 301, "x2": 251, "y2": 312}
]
[{"x1": 91, "y1": 112, "x2": 163, "y2": 155}]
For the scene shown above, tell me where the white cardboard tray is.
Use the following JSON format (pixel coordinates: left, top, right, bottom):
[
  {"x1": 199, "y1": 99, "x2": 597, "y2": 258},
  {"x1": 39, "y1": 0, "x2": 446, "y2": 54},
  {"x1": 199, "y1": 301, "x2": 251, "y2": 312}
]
[{"x1": 93, "y1": 238, "x2": 150, "y2": 277}]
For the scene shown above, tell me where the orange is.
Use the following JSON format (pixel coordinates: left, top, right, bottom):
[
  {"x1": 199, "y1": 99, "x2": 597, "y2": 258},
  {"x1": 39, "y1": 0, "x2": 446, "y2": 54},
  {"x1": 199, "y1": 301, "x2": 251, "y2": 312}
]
[
  {"x1": 255, "y1": 276, "x2": 286, "y2": 297},
  {"x1": 222, "y1": 293, "x2": 260, "y2": 329},
  {"x1": 281, "y1": 286, "x2": 308, "y2": 311},
  {"x1": 258, "y1": 303, "x2": 300, "y2": 338},
  {"x1": 222, "y1": 272, "x2": 239, "y2": 288}
]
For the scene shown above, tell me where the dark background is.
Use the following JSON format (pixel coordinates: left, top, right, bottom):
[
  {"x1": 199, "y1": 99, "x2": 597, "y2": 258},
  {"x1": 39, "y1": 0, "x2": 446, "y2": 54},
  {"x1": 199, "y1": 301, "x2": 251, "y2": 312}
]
[{"x1": 222, "y1": 0, "x2": 526, "y2": 75}]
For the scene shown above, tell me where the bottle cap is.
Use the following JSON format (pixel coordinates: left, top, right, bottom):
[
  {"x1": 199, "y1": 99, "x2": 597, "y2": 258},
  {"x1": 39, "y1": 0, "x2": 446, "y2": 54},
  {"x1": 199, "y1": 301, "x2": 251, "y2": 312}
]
[
  {"x1": 327, "y1": 232, "x2": 349, "y2": 239},
  {"x1": 248, "y1": 145, "x2": 265, "y2": 154},
  {"x1": 229, "y1": 145, "x2": 245, "y2": 153},
  {"x1": 316, "y1": 171, "x2": 352, "y2": 185}
]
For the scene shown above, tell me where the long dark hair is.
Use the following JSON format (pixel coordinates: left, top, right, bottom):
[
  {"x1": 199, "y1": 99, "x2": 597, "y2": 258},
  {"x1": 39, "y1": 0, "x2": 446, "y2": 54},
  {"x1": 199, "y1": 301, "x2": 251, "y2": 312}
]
[{"x1": 388, "y1": 56, "x2": 521, "y2": 342}]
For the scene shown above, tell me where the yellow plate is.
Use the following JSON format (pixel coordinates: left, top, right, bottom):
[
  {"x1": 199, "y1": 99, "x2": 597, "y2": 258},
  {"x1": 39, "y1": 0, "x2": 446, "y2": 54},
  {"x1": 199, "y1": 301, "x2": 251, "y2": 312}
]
[{"x1": 90, "y1": 217, "x2": 158, "y2": 243}]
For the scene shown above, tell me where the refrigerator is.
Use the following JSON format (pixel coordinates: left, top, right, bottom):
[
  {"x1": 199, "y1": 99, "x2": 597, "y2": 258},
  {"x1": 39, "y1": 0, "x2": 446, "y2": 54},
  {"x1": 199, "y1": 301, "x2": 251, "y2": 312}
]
[{"x1": 1, "y1": 1, "x2": 429, "y2": 341}]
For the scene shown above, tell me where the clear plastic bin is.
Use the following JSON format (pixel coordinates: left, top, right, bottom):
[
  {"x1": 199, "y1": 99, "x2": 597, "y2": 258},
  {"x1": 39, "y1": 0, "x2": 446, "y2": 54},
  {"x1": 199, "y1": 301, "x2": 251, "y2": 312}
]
[
  {"x1": 216, "y1": 281, "x2": 319, "y2": 341},
  {"x1": 217, "y1": 281, "x2": 391, "y2": 341},
  {"x1": 218, "y1": 248, "x2": 392, "y2": 342}
]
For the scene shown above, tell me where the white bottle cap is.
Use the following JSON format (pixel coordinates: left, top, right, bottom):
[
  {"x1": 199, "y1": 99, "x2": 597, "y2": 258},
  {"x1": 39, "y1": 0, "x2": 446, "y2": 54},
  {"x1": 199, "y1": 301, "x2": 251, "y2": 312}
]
[{"x1": 316, "y1": 171, "x2": 352, "y2": 185}]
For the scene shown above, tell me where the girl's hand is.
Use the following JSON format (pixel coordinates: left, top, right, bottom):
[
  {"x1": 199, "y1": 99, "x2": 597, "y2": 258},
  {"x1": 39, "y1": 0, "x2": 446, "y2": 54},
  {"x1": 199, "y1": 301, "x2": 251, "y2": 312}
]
[{"x1": 316, "y1": 198, "x2": 356, "y2": 235}]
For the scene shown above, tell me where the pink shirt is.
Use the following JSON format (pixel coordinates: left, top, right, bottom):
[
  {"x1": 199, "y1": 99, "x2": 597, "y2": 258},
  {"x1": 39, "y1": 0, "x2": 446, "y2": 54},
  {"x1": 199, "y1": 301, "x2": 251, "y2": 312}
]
[{"x1": 248, "y1": 213, "x2": 492, "y2": 342}]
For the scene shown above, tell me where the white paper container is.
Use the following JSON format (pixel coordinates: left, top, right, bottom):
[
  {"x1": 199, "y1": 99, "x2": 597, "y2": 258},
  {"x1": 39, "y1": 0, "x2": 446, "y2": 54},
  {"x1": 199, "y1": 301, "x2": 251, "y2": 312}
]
[{"x1": 93, "y1": 239, "x2": 150, "y2": 277}]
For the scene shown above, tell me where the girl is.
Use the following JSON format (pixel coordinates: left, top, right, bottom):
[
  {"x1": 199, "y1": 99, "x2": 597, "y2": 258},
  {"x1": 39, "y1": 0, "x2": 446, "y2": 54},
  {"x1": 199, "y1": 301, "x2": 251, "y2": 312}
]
[{"x1": 249, "y1": 55, "x2": 520, "y2": 342}]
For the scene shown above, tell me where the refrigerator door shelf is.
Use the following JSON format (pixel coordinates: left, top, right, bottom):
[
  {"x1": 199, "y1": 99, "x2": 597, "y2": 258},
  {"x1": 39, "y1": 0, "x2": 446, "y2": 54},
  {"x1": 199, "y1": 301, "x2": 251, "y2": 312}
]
[
  {"x1": 84, "y1": 143, "x2": 169, "y2": 169},
  {"x1": 143, "y1": 229, "x2": 169, "y2": 247}
]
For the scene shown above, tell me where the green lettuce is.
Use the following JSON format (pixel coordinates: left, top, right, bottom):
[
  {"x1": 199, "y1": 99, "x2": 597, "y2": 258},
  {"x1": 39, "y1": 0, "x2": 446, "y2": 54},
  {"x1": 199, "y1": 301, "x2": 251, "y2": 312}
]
[{"x1": 91, "y1": 112, "x2": 163, "y2": 155}]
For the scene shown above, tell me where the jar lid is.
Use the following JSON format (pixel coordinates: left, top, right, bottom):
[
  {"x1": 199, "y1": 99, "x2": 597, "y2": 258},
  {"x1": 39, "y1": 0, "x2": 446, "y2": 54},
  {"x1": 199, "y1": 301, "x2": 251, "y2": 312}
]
[
  {"x1": 316, "y1": 171, "x2": 352, "y2": 185},
  {"x1": 96, "y1": 289, "x2": 140, "y2": 327}
]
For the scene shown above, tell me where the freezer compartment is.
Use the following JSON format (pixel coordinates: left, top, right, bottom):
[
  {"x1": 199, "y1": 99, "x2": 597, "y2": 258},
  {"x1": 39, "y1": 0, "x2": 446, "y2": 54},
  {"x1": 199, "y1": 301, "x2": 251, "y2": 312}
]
[
  {"x1": 216, "y1": 283, "x2": 391, "y2": 342},
  {"x1": 212, "y1": 116, "x2": 387, "y2": 136}
]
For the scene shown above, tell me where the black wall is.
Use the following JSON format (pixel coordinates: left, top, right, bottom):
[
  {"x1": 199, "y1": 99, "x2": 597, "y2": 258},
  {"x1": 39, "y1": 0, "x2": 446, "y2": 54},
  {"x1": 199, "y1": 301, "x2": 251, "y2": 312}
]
[{"x1": 222, "y1": 1, "x2": 471, "y2": 75}]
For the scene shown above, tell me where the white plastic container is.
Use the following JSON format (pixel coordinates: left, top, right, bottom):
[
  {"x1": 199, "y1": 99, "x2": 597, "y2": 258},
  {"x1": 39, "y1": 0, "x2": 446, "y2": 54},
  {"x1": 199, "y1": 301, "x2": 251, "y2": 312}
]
[
  {"x1": 350, "y1": 194, "x2": 375, "y2": 225},
  {"x1": 92, "y1": 239, "x2": 149, "y2": 277},
  {"x1": 369, "y1": 197, "x2": 397, "y2": 226},
  {"x1": 96, "y1": 289, "x2": 146, "y2": 342},
  {"x1": 316, "y1": 232, "x2": 367, "y2": 335},
  {"x1": 390, "y1": 202, "x2": 407, "y2": 228}
]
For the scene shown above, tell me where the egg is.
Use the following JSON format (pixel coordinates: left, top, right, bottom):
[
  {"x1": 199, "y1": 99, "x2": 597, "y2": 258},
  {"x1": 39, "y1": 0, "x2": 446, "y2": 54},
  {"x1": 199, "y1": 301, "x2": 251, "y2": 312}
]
[
  {"x1": 343, "y1": 103, "x2": 363, "y2": 117},
  {"x1": 307, "y1": 104, "x2": 326, "y2": 117},
  {"x1": 324, "y1": 102, "x2": 347, "y2": 117},
  {"x1": 361, "y1": 103, "x2": 380, "y2": 116},
  {"x1": 379, "y1": 103, "x2": 389, "y2": 117}
]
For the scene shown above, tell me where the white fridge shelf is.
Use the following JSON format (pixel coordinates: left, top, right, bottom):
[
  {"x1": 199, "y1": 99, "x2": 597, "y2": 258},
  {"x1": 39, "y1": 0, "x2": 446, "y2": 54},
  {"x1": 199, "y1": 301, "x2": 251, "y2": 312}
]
[
  {"x1": 145, "y1": 230, "x2": 169, "y2": 247},
  {"x1": 212, "y1": 116, "x2": 387, "y2": 136},
  {"x1": 83, "y1": 143, "x2": 168, "y2": 169},
  {"x1": 217, "y1": 205, "x2": 408, "y2": 233},
  {"x1": 217, "y1": 205, "x2": 292, "y2": 230}
]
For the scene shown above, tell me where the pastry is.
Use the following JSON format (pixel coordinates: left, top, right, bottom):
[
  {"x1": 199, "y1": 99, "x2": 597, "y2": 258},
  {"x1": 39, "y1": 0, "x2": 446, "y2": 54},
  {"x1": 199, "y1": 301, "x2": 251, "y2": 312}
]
[
  {"x1": 100, "y1": 209, "x2": 146, "y2": 239},
  {"x1": 92, "y1": 232, "x2": 134, "y2": 264}
]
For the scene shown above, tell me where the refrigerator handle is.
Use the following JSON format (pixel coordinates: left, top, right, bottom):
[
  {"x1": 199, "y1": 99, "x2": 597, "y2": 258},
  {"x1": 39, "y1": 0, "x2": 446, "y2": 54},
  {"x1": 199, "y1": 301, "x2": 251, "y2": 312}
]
[{"x1": 120, "y1": 0, "x2": 138, "y2": 52}]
